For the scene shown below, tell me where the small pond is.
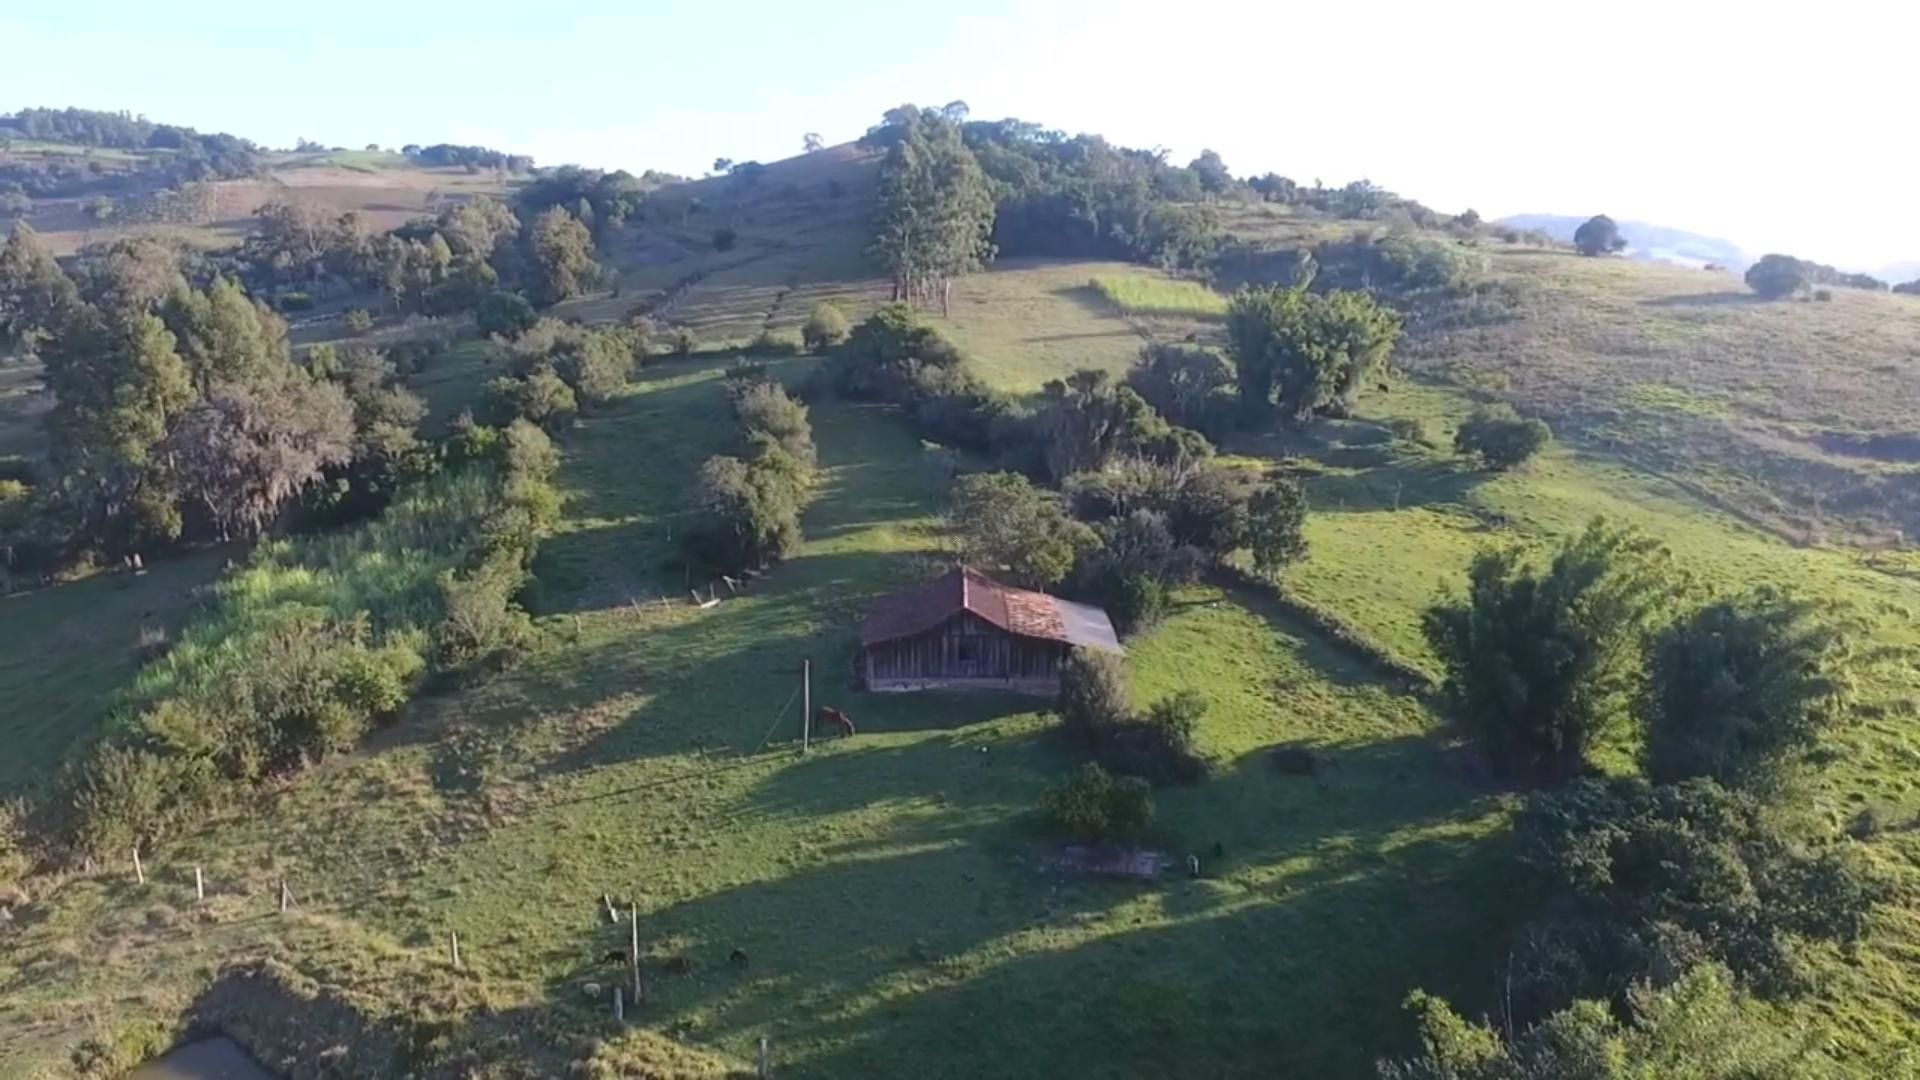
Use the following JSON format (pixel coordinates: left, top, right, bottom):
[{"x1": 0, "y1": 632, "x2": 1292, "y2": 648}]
[{"x1": 127, "y1": 1036, "x2": 274, "y2": 1080}]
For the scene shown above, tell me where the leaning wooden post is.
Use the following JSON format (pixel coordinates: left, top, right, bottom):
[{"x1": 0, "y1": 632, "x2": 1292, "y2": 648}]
[
  {"x1": 194, "y1": 866, "x2": 205, "y2": 903},
  {"x1": 450, "y1": 930, "x2": 462, "y2": 969},
  {"x1": 629, "y1": 902, "x2": 641, "y2": 1003},
  {"x1": 279, "y1": 879, "x2": 291, "y2": 914},
  {"x1": 132, "y1": 846, "x2": 144, "y2": 885},
  {"x1": 801, "y1": 658, "x2": 811, "y2": 754}
]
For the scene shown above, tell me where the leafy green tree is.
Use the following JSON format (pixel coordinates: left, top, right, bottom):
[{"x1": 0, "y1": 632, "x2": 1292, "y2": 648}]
[
  {"x1": 1642, "y1": 588, "x2": 1857, "y2": 792},
  {"x1": 868, "y1": 109, "x2": 996, "y2": 314},
  {"x1": 1125, "y1": 343, "x2": 1238, "y2": 440},
  {"x1": 1040, "y1": 762, "x2": 1153, "y2": 842},
  {"x1": 1035, "y1": 368, "x2": 1168, "y2": 481},
  {"x1": 1422, "y1": 520, "x2": 1673, "y2": 785},
  {"x1": 485, "y1": 365, "x2": 578, "y2": 429},
  {"x1": 1248, "y1": 478, "x2": 1310, "y2": 578},
  {"x1": 685, "y1": 452, "x2": 804, "y2": 572},
  {"x1": 1226, "y1": 285, "x2": 1402, "y2": 422},
  {"x1": 1453, "y1": 404, "x2": 1552, "y2": 470},
  {"x1": 1182, "y1": 148, "x2": 1228, "y2": 195},
  {"x1": 160, "y1": 277, "x2": 287, "y2": 389},
  {"x1": 800, "y1": 301, "x2": 850, "y2": 352},
  {"x1": 523, "y1": 206, "x2": 599, "y2": 306},
  {"x1": 1, "y1": 223, "x2": 82, "y2": 357},
  {"x1": 1187, "y1": 149, "x2": 1233, "y2": 195},
  {"x1": 162, "y1": 371, "x2": 355, "y2": 540},
  {"x1": 948, "y1": 470, "x2": 1096, "y2": 587},
  {"x1": 1573, "y1": 214, "x2": 1627, "y2": 256},
  {"x1": 1380, "y1": 965, "x2": 1842, "y2": 1080},
  {"x1": 475, "y1": 290, "x2": 538, "y2": 338},
  {"x1": 1745, "y1": 254, "x2": 1812, "y2": 299},
  {"x1": 1512, "y1": 778, "x2": 1883, "y2": 1008}
]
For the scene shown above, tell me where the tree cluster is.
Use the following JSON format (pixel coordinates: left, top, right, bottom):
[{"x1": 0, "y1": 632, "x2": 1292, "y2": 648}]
[
  {"x1": 60, "y1": 419, "x2": 560, "y2": 859},
  {"x1": 1226, "y1": 283, "x2": 1403, "y2": 423},
  {"x1": 683, "y1": 374, "x2": 816, "y2": 574},
  {"x1": 1402, "y1": 520, "x2": 1885, "y2": 1069},
  {"x1": 1422, "y1": 519, "x2": 1862, "y2": 791},
  {"x1": 867, "y1": 108, "x2": 997, "y2": 314},
  {"x1": 0, "y1": 223, "x2": 421, "y2": 563},
  {"x1": 1380, "y1": 965, "x2": 1843, "y2": 1080},
  {"x1": 405, "y1": 143, "x2": 534, "y2": 173},
  {"x1": 1744, "y1": 253, "x2": 1887, "y2": 300}
]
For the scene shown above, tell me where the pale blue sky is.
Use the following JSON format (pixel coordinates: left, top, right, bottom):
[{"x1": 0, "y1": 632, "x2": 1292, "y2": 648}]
[{"x1": 3, "y1": 0, "x2": 1914, "y2": 270}]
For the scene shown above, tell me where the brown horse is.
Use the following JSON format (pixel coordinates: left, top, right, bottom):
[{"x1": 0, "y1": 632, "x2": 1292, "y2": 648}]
[{"x1": 815, "y1": 706, "x2": 856, "y2": 738}]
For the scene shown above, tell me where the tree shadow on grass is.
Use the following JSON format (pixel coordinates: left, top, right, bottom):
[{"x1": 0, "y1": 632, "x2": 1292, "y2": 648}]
[
  {"x1": 1303, "y1": 456, "x2": 1491, "y2": 515},
  {"x1": 537, "y1": 731, "x2": 1515, "y2": 1079}
]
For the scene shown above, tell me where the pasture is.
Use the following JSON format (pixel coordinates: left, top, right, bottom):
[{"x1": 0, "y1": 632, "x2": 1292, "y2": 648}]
[
  {"x1": 1090, "y1": 272, "x2": 1229, "y2": 318},
  {"x1": 5, "y1": 153, "x2": 1920, "y2": 1074}
]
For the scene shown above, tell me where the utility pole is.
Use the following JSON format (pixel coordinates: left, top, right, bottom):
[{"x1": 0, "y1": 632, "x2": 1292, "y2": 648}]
[{"x1": 801, "y1": 658, "x2": 811, "y2": 754}]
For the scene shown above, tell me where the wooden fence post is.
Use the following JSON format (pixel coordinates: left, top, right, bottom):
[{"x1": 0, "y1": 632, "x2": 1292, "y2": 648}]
[
  {"x1": 758, "y1": 1036, "x2": 772, "y2": 1078},
  {"x1": 613, "y1": 986, "x2": 624, "y2": 1022},
  {"x1": 195, "y1": 866, "x2": 204, "y2": 903},
  {"x1": 629, "y1": 902, "x2": 641, "y2": 1003},
  {"x1": 450, "y1": 930, "x2": 462, "y2": 969},
  {"x1": 132, "y1": 846, "x2": 144, "y2": 885},
  {"x1": 279, "y1": 879, "x2": 292, "y2": 914}
]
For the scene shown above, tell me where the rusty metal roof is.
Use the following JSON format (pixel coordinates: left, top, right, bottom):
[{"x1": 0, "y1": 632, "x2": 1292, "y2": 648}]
[{"x1": 858, "y1": 568, "x2": 1121, "y2": 652}]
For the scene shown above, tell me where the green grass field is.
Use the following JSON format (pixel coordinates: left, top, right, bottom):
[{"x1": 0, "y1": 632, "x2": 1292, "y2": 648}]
[
  {"x1": 1090, "y1": 273, "x2": 1229, "y2": 317},
  {"x1": 5, "y1": 156, "x2": 1920, "y2": 1074}
]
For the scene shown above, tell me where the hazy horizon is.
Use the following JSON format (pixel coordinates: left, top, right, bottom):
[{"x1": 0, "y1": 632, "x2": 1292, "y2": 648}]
[{"x1": 6, "y1": 0, "x2": 1914, "y2": 273}]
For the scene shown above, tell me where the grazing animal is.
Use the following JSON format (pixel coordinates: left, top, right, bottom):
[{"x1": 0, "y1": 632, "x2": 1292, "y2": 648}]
[
  {"x1": 816, "y1": 706, "x2": 856, "y2": 738},
  {"x1": 603, "y1": 949, "x2": 628, "y2": 966},
  {"x1": 663, "y1": 955, "x2": 695, "y2": 977},
  {"x1": 728, "y1": 947, "x2": 750, "y2": 969}
]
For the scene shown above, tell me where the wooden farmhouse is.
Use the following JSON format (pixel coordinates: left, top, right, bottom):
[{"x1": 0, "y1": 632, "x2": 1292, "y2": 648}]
[{"x1": 857, "y1": 567, "x2": 1122, "y2": 695}]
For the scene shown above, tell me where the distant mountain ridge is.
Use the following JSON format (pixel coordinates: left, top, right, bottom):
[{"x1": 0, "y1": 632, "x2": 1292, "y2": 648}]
[
  {"x1": 1497, "y1": 214, "x2": 1746, "y2": 270},
  {"x1": 1498, "y1": 214, "x2": 1920, "y2": 286}
]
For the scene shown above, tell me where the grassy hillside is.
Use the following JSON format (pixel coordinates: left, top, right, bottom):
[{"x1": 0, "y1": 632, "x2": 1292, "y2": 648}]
[
  {"x1": 5, "y1": 152, "x2": 1920, "y2": 1075},
  {"x1": 2, "y1": 139, "x2": 514, "y2": 256}
]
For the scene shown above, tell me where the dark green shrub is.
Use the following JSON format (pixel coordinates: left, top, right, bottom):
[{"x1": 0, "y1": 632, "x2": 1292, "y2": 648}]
[
  {"x1": 433, "y1": 556, "x2": 534, "y2": 671},
  {"x1": 1386, "y1": 416, "x2": 1432, "y2": 446},
  {"x1": 484, "y1": 365, "x2": 578, "y2": 429},
  {"x1": 475, "y1": 291, "x2": 538, "y2": 338},
  {"x1": 1057, "y1": 647, "x2": 1132, "y2": 746},
  {"x1": 1040, "y1": 763, "x2": 1154, "y2": 842},
  {"x1": 1100, "y1": 690, "x2": 1210, "y2": 785},
  {"x1": 1454, "y1": 404, "x2": 1551, "y2": 470},
  {"x1": 712, "y1": 227, "x2": 737, "y2": 252},
  {"x1": 278, "y1": 291, "x2": 314, "y2": 312},
  {"x1": 670, "y1": 327, "x2": 697, "y2": 357},
  {"x1": 344, "y1": 308, "x2": 373, "y2": 335},
  {"x1": 1422, "y1": 519, "x2": 1671, "y2": 786},
  {"x1": 1745, "y1": 254, "x2": 1812, "y2": 300}
]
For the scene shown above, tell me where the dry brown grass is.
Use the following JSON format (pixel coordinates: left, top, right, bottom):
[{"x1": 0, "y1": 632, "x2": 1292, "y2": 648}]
[{"x1": 1399, "y1": 249, "x2": 1920, "y2": 544}]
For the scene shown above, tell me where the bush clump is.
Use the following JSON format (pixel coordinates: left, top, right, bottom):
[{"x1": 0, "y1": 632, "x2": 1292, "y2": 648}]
[
  {"x1": 683, "y1": 379, "x2": 816, "y2": 575},
  {"x1": 1040, "y1": 763, "x2": 1154, "y2": 842},
  {"x1": 475, "y1": 291, "x2": 539, "y2": 338},
  {"x1": 1056, "y1": 649, "x2": 1209, "y2": 785},
  {"x1": 800, "y1": 302, "x2": 850, "y2": 352},
  {"x1": 1453, "y1": 404, "x2": 1551, "y2": 470}
]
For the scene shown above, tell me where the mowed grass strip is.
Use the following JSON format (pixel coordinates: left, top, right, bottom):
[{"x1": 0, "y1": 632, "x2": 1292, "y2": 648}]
[{"x1": 1090, "y1": 273, "x2": 1228, "y2": 317}]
